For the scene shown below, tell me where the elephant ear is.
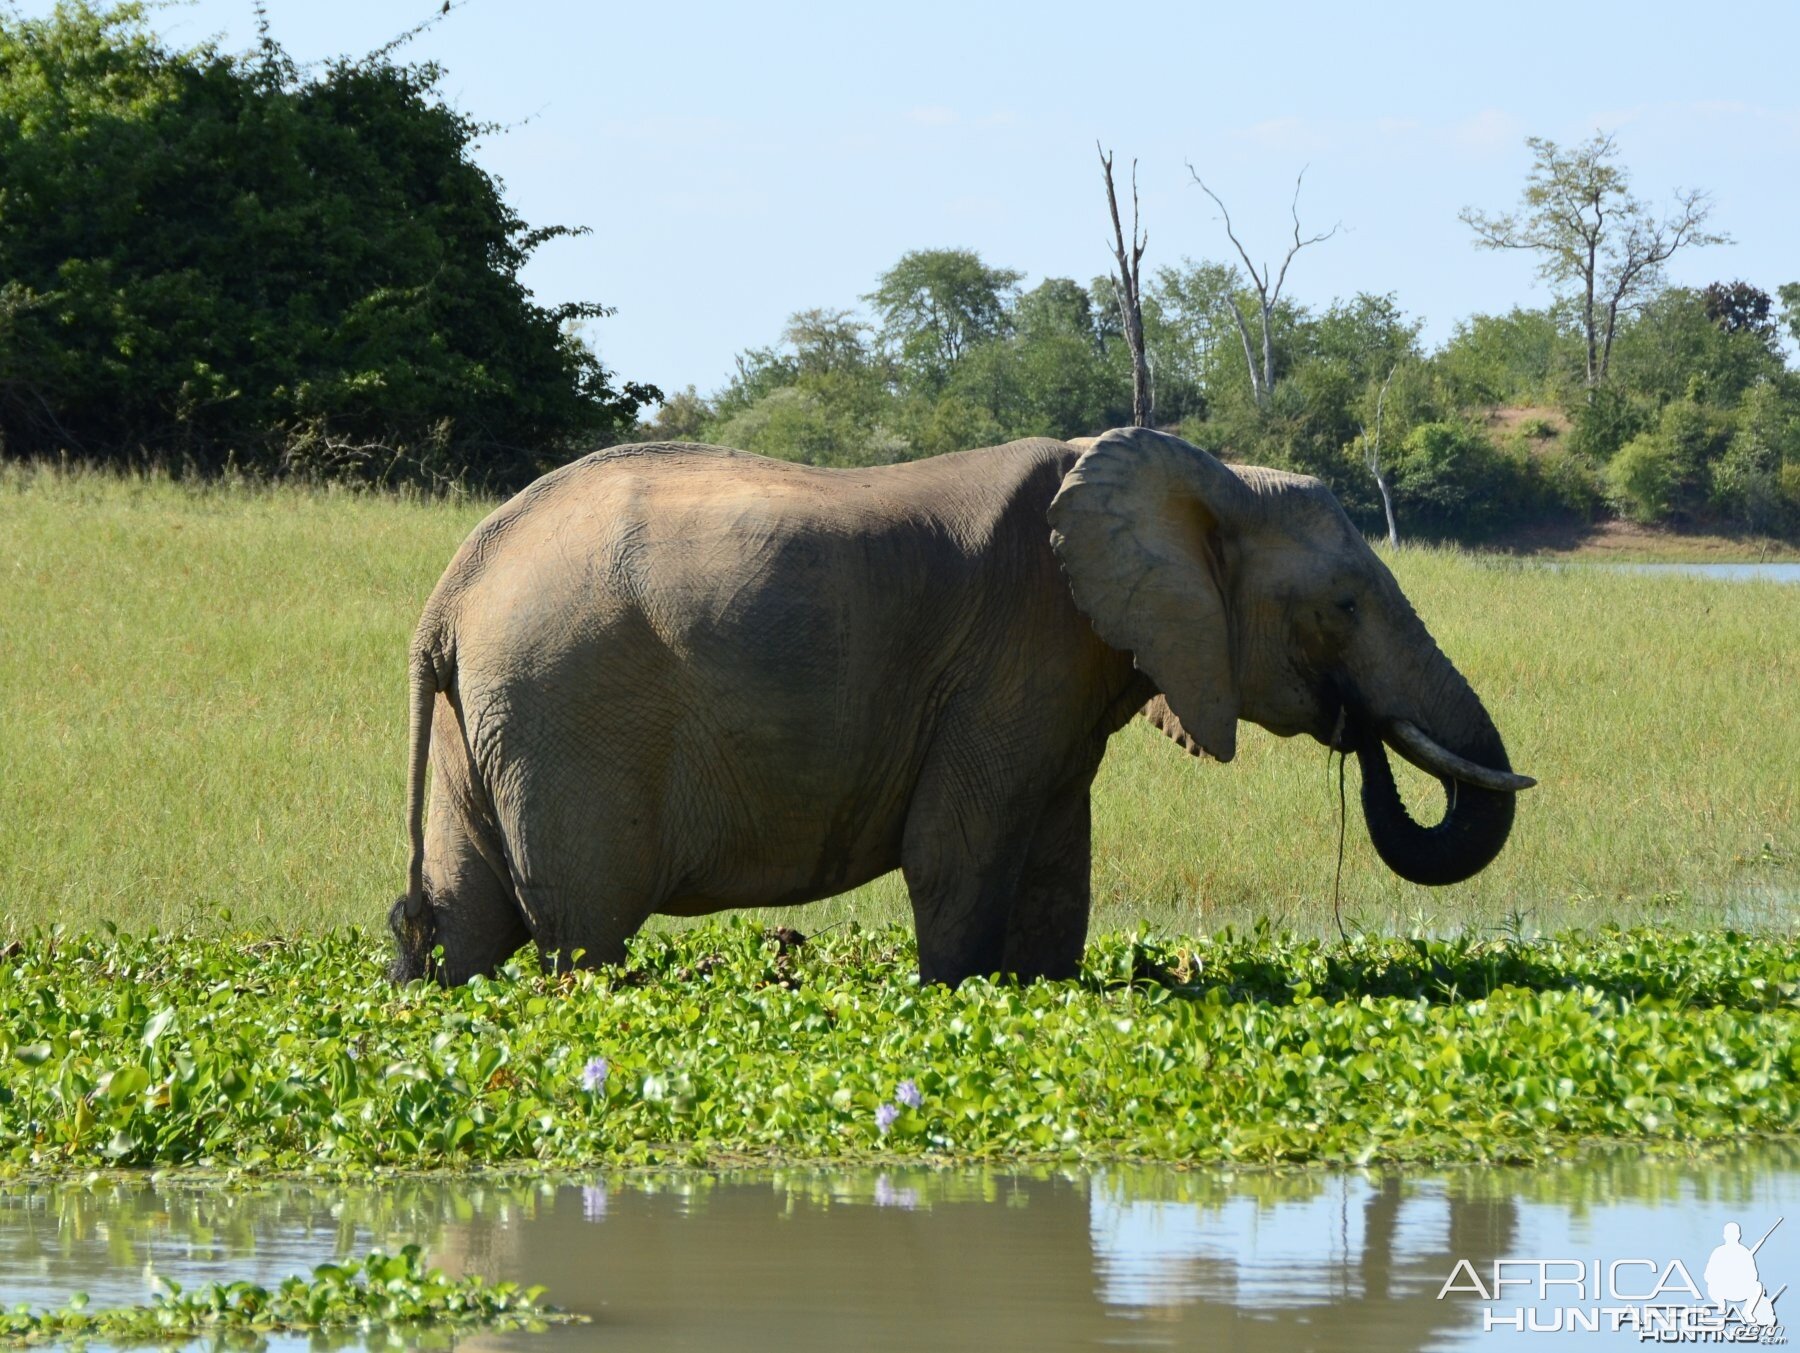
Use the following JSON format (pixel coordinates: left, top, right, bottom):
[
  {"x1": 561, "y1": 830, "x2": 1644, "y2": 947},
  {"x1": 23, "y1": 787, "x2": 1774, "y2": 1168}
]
[{"x1": 1048, "y1": 427, "x2": 1249, "y2": 762}]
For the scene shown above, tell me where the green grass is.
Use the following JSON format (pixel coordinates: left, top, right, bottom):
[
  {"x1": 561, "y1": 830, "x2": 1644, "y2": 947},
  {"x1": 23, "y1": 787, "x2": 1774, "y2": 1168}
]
[
  {"x1": 2, "y1": 464, "x2": 1796, "y2": 940},
  {"x1": 2, "y1": 923, "x2": 1797, "y2": 1172}
]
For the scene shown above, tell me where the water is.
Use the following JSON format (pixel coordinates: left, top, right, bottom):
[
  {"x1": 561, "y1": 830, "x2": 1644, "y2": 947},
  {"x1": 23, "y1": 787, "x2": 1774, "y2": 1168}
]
[
  {"x1": 4, "y1": 1144, "x2": 1799, "y2": 1350},
  {"x1": 1568, "y1": 561, "x2": 1800, "y2": 583}
]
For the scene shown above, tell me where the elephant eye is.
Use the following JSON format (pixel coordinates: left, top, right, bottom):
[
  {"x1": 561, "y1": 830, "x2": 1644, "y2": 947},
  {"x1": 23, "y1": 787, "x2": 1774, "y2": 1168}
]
[{"x1": 1336, "y1": 596, "x2": 1358, "y2": 618}]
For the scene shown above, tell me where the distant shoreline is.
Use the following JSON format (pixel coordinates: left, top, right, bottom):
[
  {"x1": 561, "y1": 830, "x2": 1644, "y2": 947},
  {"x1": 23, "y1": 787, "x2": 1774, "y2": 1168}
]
[{"x1": 1444, "y1": 517, "x2": 1800, "y2": 564}]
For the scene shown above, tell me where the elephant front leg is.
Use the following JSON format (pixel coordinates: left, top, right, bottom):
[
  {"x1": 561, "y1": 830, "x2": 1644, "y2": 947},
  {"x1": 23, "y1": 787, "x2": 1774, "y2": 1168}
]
[
  {"x1": 899, "y1": 769, "x2": 1033, "y2": 987},
  {"x1": 1002, "y1": 786, "x2": 1092, "y2": 982}
]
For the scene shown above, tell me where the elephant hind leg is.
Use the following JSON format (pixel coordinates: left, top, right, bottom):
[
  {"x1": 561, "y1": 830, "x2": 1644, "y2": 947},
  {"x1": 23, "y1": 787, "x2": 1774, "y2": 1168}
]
[
  {"x1": 394, "y1": 694, "x2": 531, "y2": 985},
  {"x1": 410, "y1": 795, "x2": 530, "y2": 985},
  {"x1": 499, "y1": 787, "x2": 659, "y2": 977}
]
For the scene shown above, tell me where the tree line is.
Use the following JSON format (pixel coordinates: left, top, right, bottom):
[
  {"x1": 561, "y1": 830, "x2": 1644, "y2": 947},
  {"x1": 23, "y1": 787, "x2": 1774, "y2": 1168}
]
[
  {"x1": 645, "y1": 130, "x2": 1799, "y2": 541},
  {"x1": 3, "y1": 4, "x2": 1796, "y2": 540},
  {"x1": 643, "y1": 248, "x2": 1800, "y2": 540}
]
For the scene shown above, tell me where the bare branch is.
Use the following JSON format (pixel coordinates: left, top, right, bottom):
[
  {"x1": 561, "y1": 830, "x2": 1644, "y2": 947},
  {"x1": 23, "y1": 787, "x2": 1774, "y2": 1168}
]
[
  {"x1": 1185, "y1": 162, "x2": 1339, "y2": 409},
  {"x1": 1288, "y1": 167, "x2": 1342, "y2": 251},
  {"x1": 1272, "y1": 168, "x2": 1342, "y2": 306},
  {"x1": 1187, "y1": 162, "x2": 1267, "y2": 293}
]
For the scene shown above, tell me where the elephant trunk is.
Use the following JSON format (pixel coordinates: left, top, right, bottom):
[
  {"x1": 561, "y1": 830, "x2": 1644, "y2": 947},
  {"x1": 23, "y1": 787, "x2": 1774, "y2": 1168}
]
[{"x1": 1350, "y1": 657, "x2": 1527, "y2": 888}]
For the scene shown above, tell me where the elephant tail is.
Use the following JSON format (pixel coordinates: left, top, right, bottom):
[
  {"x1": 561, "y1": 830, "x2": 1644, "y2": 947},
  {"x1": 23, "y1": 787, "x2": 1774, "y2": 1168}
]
[{"x1": 401, "y1": 637, "x2": 440, "y2": 920}]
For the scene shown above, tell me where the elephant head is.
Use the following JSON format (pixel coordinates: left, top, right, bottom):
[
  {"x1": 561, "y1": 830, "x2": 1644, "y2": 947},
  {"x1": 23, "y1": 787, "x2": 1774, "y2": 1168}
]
[{"x1": 1048, "y1": 427, "x2": 1533, "y2": 887}]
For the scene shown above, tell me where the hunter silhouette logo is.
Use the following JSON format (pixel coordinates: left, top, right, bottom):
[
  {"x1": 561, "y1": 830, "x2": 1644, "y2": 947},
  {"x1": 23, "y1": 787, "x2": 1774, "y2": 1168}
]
[
  {"x1": 1437, "y1": 1215, "x2": 1788, "y2": 1341},
  {"x1": 1706, "y1": 1220, "x2": 1783, "y2": 1330}
]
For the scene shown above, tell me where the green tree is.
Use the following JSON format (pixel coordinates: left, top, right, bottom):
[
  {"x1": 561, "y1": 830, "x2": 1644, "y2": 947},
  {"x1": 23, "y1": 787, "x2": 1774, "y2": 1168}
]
[
  {"x1": 865, "y1": 249, "x2": 1023, "y2": 389},
  {"x1": 638, "y1": 386, "x2": 713, "y2": 441},
  {"x1": 1147, "y1": 259, "x2": 1242, "y2": 420},
  {"x1": 1460, "y1": 133, "x2": 1726, "y2": 388},
  {"x1": 1432, "y1": 308, "x2": 1580, "y2": 406},
  {"x1": 1604, "y1": 397, "x2": 1732, "y2": 522},
  {"x1": 1713, "y1": 380, "x2": 1800, "y2": 531},
  {"x1": 1701, "y1": 281, "x2": 1778, "y2": 340},
  {"x1": 1016, "y1": 278, "x2": 1099, "y2": 344},
  {"x1": 1001, "y1": 277, "x2": 1128, "y2": 437},
  {"x1": 703, "y1": 305, "x2": 904, "y2": 465},
  {"x1": 1610, "y1": 287, "x2": 1784, "y2": 408},
  {"x1": 0, "y1": 2, "x2": 654, "y2": 485},
  {"x1": 1780, "y1": 283, "x2": 1800, "y2": 347},
  {"x1": 1605, "y1": 433, "x2": 1678, "y2": 523},
  {"x1": 1395, "y1": 422, "x2": 1504, "y2": 526},
  {"x1": 781, "y1": 308, "x2": 877, "y2": 376}
]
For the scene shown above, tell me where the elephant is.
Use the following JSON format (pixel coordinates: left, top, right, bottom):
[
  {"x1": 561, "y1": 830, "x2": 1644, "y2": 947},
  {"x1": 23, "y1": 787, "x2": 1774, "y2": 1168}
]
[{"x1": 389, "y1": 427, "x2": 1534, "y2": 986}]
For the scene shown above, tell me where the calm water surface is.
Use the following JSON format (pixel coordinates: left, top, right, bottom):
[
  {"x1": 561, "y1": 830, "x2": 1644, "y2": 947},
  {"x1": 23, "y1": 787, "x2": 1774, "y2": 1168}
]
[
  {"x1": 4, "y1": 1144, "x2": 1798, "y2": 1350},
  {"x1": 1568, "y1": 561, "x2": 1800, "y2": 583}
]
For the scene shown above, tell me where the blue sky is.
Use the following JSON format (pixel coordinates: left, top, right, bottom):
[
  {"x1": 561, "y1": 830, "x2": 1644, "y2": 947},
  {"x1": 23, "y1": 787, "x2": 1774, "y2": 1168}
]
[{"x1": 25, "y1": 0, "x2": 1800, "y2": 402}]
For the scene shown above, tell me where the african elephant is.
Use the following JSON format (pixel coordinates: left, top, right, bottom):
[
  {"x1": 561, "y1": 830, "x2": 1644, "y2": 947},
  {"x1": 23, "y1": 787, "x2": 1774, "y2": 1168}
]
[{"x1": 389, "y1": 428, "x2": 1533, "y2": 986}]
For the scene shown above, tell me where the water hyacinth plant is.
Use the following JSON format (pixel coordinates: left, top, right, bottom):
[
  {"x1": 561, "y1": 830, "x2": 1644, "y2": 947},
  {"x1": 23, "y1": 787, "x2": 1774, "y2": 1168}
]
[
  {"x1": 0, "y1": 920, "x2": 1797, "y2": 1172},
  {"x1": 0, "y1": 1245, "x2": 582, "y2": 1345}
]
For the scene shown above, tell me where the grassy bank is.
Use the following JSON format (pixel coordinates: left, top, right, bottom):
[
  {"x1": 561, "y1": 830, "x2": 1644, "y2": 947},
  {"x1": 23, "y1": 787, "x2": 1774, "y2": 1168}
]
[
  {"x1": 2, "y1": 464, "x2": 1797, "y2": 939},
  {"x1": 1, "y1": 924, "x2": 1796, "y2": 1173}
]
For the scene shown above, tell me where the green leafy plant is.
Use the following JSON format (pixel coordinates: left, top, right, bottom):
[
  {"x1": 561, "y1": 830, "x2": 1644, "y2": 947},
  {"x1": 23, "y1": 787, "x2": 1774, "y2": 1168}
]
[
  {"x1": 0, "y1": 1245, "x2": 582, "y2": 1345},
  {"x1": 1606, "y1": 432, "x2": 1678, "y2": 522},
  {"x1": 1, "y1": 923, "x2": 1796, "y2": 1173}
]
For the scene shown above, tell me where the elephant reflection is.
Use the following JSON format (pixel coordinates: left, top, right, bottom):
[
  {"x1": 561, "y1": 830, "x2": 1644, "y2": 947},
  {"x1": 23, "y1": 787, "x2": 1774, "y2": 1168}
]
[{"x1": 434, "y1": 1169, "x2": 1518, "y2": 1352}]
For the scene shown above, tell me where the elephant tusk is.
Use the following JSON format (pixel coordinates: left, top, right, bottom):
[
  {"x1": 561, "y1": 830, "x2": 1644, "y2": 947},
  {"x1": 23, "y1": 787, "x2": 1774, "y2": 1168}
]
[{"x1": 1387, "y1": 720, "x2": 1537, "y2": 792}]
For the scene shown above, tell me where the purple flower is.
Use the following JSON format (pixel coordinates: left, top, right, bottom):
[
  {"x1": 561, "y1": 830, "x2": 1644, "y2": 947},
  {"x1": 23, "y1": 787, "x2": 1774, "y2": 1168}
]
[
  {"x1": 895, "y1": 1079, "x2": 922, "y2": 1109},
  {"x1": 875, "y1": 1102, "x2": 899, "y2": 1135},
  {"x1": 581, "y1": 1056, "x2": 610, "y2": 1093}
]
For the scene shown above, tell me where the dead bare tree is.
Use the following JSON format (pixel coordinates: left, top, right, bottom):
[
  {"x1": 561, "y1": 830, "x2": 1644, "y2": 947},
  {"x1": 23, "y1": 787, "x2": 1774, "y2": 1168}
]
[
  {"x1": 1360, "y1": 365, "x2": 1400, "y2": 548},
  {"x1": 1187, "y1": 165, "x2": 1340, "y2": 411},
  {"x1": 1099, "y1": 143, "x2": 1151, "y2": 427}
]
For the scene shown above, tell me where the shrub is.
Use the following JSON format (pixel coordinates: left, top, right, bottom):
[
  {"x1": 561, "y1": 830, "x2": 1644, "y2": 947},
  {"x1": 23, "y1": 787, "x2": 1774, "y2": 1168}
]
[
  {"x1": 1564, "y1": 385, "x2": 1650, "y2": 462},
  {"x1": 1393, "y1": 420, "x2": 1524, "y2": 533},
  {"x1": 1534, "y1": 443, "x2": 1605, "y2": 519},
  {"x1": 1782, "y1": 464, "x2": 1800, "y2": 518},
  {"x1": 1711, "y1": 381, "x2": 1800, "y2": 531},
  {"x1": 1605, "y1": 433, "x2": 1677, "y2": 523}
]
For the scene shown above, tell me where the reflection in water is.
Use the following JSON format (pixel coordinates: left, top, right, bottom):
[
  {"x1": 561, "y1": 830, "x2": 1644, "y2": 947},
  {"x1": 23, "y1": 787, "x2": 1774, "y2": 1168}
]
[{"x1": 1, "y1": 1143, "x2": 1797, "y2": 1351}]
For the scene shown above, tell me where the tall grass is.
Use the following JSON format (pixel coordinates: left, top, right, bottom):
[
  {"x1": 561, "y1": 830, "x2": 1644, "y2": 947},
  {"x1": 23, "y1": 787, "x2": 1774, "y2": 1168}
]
[{"x1": 3, "y1": 466, "x2": 1795, "y2": 940}]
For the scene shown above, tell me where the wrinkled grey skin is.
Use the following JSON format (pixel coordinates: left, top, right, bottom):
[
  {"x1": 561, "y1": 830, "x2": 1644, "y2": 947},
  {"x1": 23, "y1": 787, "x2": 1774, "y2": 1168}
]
[{"x1": 390, "y1": 428, "x2": 1532, "y2": 987}]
